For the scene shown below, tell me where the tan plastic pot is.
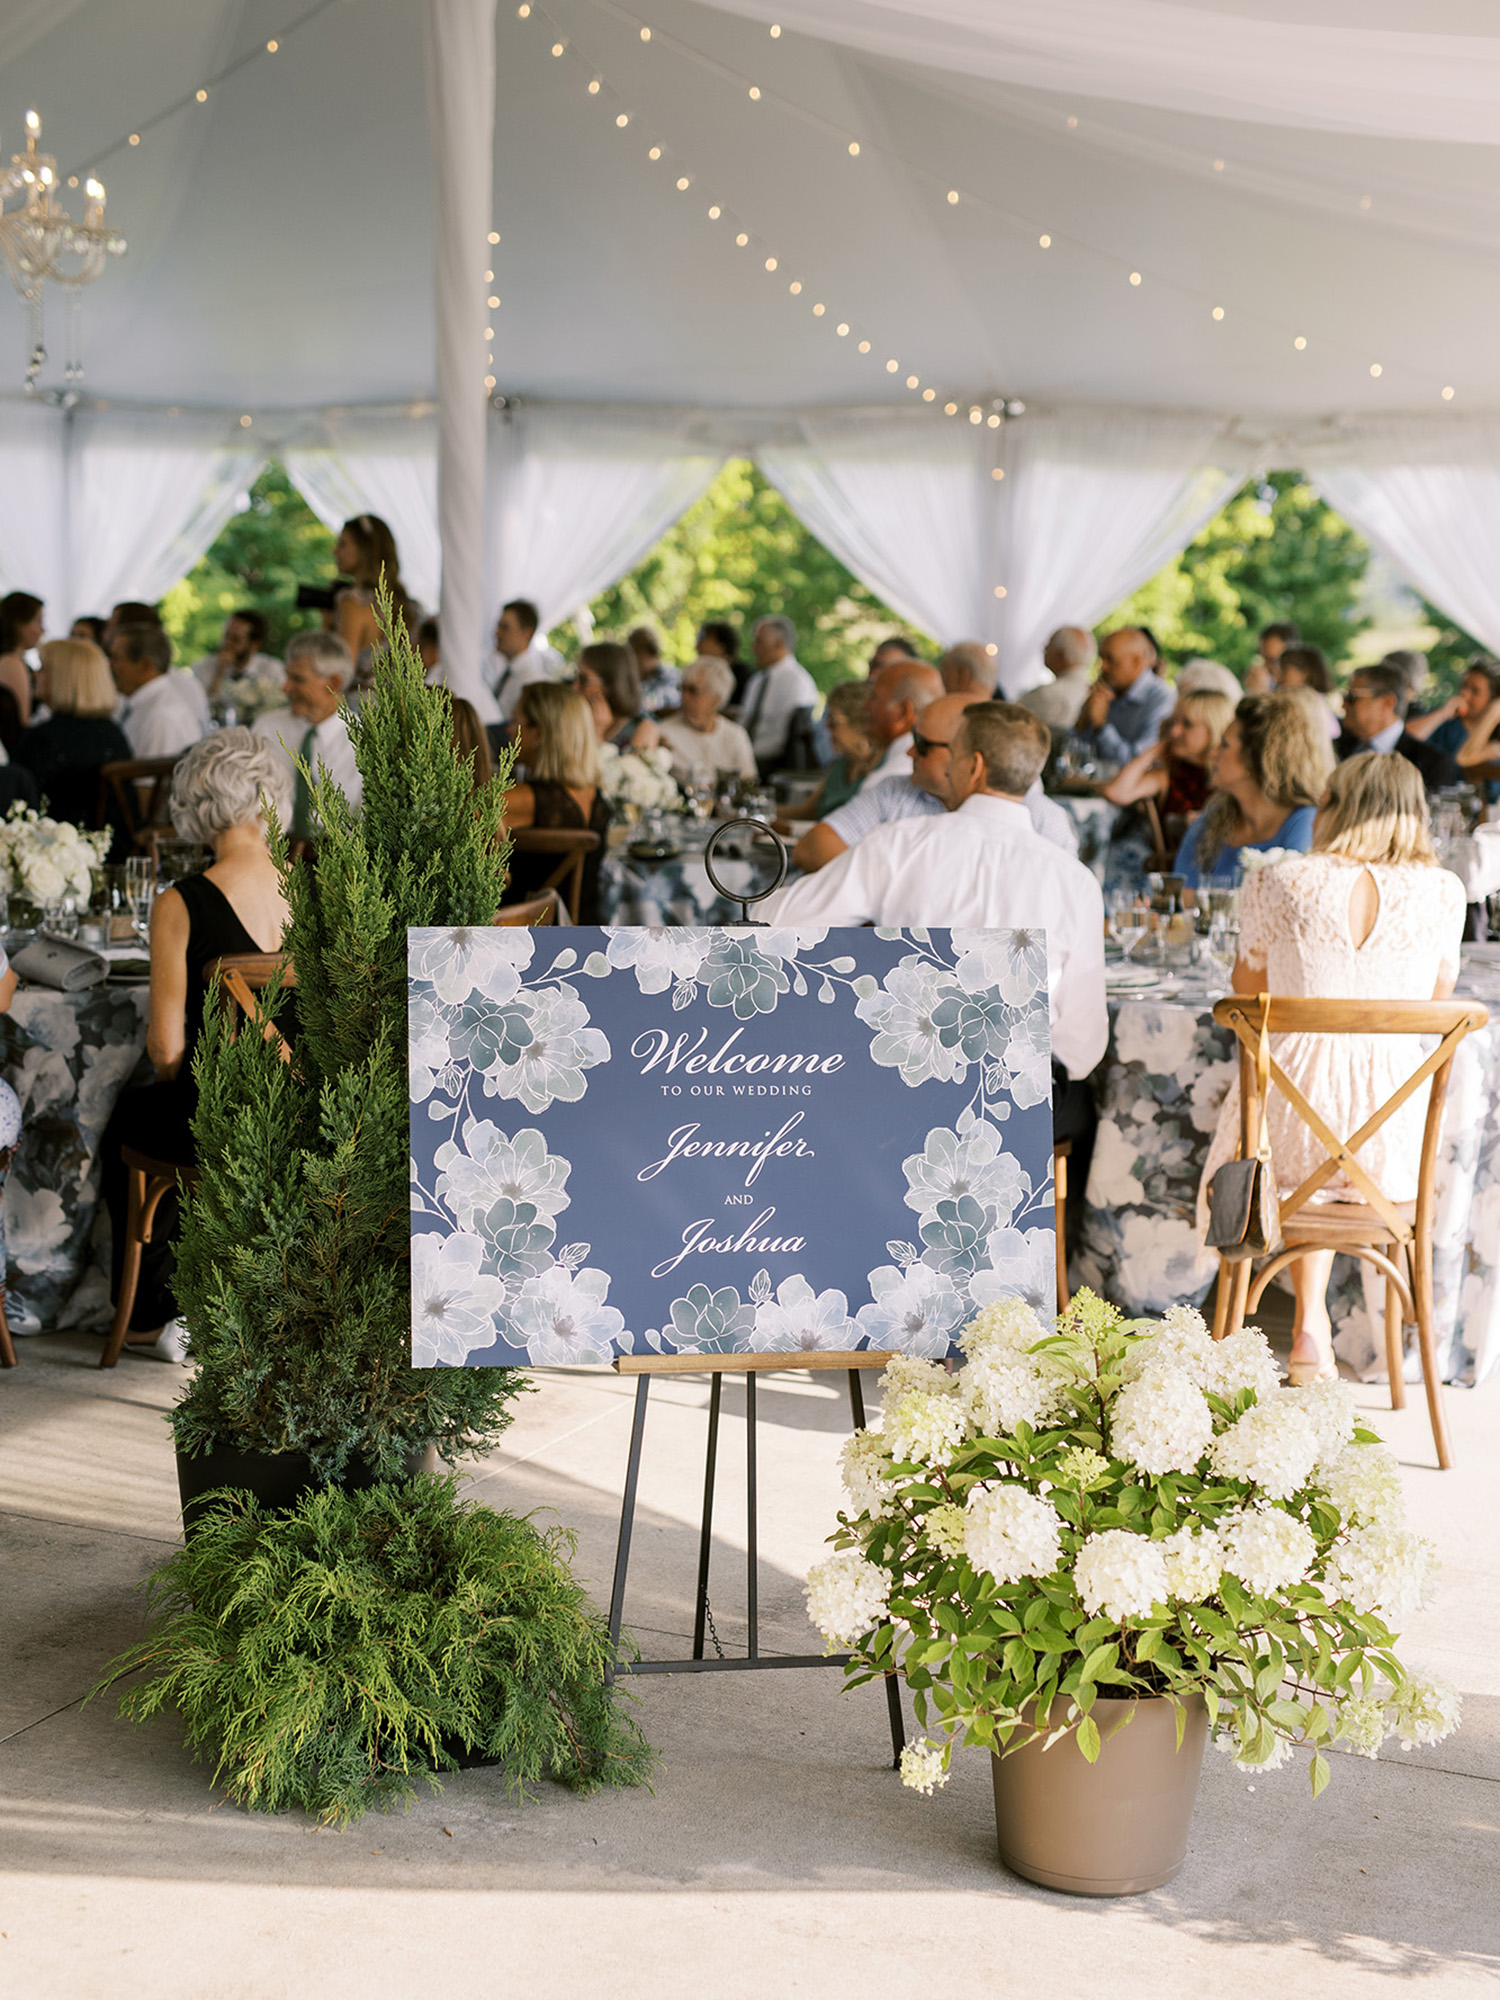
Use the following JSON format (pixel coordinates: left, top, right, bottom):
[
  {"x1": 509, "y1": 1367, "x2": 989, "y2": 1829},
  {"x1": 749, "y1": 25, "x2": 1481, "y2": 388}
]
[{"x1": 990, "y1": 1694, "x2": 1208, "y2": 1896}]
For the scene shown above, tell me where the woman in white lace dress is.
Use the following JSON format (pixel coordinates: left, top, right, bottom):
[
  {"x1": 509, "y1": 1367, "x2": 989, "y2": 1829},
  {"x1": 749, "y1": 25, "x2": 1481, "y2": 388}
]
[{"x1": 1199, "y1": 754, "x2": 1466, "y2": 1383}]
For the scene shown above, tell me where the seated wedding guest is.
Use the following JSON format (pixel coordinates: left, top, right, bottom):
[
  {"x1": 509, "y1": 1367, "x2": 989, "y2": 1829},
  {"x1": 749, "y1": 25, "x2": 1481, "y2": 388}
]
[
  {"x1": 657, "y1": 658, "x2": 756, "y2": 789},
  {"x1": 331, "y1": 514, "x2": 415, "y2": 690},
  {"x1": 768, "y1": 702, "x2": 1107, "y2": 1139},
  {"x1": 0, "y1": 590, "x2": 43, "y2": 728},
  {"x1": 1175, "y1": 690, "x2": 1334, "y2": 889},
  {"x1": 1176, "y1": 658, "x2": 1242, "y2": 704},
  {"x1": 101, "y1": 601, "x2": 162, "y2": 654},
  {"x1": 870, "y1": 636, "x2": 924, "y2": 670},
  {"x1": 253, "y1": 629, "x2": 362, "y2": 833},
  {"x1": 1244, "y1": 619, "x2": 1300, "y2": 695},
  {"x1": 1070, "y1": 626, "x2": 1174, "y2": 767},
  {"x1": 100, "y1": 729, "x2": 293, "y2": 1360},
  {"x1": 695, "y1": 619, "x2": 750, "y2": 703},
  {"x1": 111, "y1": 624, "x2": 205, "y2": 760},
  {"x1": 740, "y1": 615, "x2": 817, "y2": 774},
  {"x1": 627, "y1": 626, "x2": 681, "y2": 716},
  {"x1": 789, "y1": 681, "x2": 879, "y2": 822},
  {"x1": 1272, "y1": 642, "x2": 1341, "y2": 739},
  {"x1": 500, "y1": 682, "x2": 609, "y2": 923},
  {"x1": 1102, "y1": 689, "x2": 1235, "y2": 856},
  {"x1": 577, "y1": 640, "x2": 661, "y2": 752},
  {"x1": 792, "y1": 691, "x2": 1077, "y2": 874},
  {"x1": 17, "y1": 639, "x2": 132, "y2": 828},
  {"x1": 417, "y1": 614, "x2": 441, "y2": 679},
  {"x1": 70, "y1": 615, "x2": 105, "y2": 647},
  {"x1": 1199, "y1": 753, "x2": 1465, "y2": 1384},
  {"x1": 860, "y1": 657, "x2": 944, "y2": 792},
  {"x1": 939, "y1": 642, "x2": 998, "y2": 698},
  {"x1": 449, "y1": 694, "x2": 494, "y2": 789},
  {"x1": 1019, "y1": 626, "x2": 1096, "y2": 735},
  {"x1": 1408, "y1": 657, "x2": 1500, "y2": 761},
  {"x1": 189, "y1": 609, "x2": 284, "y2": 701},
  {"x1": 485, "y1": 598, "x2": 554, "y2": 724},
  {"x1": 1335, "y1": 661, "x2": 1457, "y2": 790}
]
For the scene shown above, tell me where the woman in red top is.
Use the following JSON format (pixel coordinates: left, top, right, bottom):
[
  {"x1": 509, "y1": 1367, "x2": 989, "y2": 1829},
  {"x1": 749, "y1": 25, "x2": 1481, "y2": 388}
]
[{"x1": 1103, "y1": 688, "x2": 1236, "y2": 855}]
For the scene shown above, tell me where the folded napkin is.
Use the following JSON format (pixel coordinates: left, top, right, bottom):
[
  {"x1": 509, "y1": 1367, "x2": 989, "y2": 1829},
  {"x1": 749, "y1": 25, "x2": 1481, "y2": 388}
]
[{"x1": 10, "y1": 931, "x2": 109, "y2": 991}]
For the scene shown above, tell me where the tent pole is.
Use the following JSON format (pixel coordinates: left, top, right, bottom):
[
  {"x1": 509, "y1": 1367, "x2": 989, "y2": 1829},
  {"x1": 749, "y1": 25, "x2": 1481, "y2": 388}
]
[{"x1": 423, "y1": 0, "x2": 495, "y2": 708}]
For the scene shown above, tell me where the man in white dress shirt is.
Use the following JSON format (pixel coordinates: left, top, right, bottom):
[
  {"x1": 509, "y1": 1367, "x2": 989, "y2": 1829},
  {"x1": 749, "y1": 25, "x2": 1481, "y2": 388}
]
[
  {"x1": 111, "y1": 625, "x2": 206, "y2": 760},
  {"x1": 190, "y1": 608, "x2": 285, "y2": 702},
  {"x1": 253, "y1": 629, "x2": 362, "y2": 836},
  {"x1": 767, "y1": 702, "x2": 1107, "y2": 1136},
  {"x1": 792, "y1": 692, "x2": 1076, "y2": 874},
  {"x1": 485, "y1": 599, "x2": 557, "y2": 726},
  {"x1": 858, "y1": 658, "x2": 944, "y2": 794},
  {"x1": 740, "y1": 615, "x2": 818, "y2": 773}
]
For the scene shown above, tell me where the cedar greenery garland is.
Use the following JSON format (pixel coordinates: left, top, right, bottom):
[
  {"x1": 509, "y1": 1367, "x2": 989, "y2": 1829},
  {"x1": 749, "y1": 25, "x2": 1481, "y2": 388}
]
[
  {"x1": 93, "y1": 1477, "x2": 654, "y2": 1824},
  {"x1": 171, "y1": 592, "x2": 529, "y2": 1478}
]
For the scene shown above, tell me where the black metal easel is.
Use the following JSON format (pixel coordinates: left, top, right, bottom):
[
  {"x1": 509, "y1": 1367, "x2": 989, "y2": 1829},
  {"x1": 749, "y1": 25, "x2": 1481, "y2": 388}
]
[{"x1": 604, "y1": 1352, "x2": 907, "y2": 1766}]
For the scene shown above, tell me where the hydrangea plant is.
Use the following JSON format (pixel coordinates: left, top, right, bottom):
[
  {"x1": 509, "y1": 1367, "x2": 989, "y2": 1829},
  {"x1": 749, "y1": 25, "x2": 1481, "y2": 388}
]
[{"x1": 805, "y1": 1289, "x2": 1458, "y2": 1795}]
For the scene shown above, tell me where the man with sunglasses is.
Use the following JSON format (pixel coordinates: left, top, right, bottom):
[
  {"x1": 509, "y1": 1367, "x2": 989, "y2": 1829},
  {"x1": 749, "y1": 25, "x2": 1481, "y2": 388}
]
[
  {"x1": 791, "y1": 691, "x2": 1075, "y2": 874},
  {"x1": 1336, "y1": 660, "x2": 1458, "y2": 791}
]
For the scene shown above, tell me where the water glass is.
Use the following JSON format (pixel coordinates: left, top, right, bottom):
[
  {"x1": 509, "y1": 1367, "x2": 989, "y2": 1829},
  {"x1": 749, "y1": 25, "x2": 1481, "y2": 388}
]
[
  {"x1": 1110, "y1": 904, "x2": 1148, "y2": 961},
  {"x1": 124, "y1": 856, "x2": 155, "y2": 943}
]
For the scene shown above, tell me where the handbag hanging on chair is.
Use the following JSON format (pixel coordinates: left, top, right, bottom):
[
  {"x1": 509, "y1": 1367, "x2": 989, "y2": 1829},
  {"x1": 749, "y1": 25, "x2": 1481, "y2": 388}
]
[{"x1": 1206, "y1": 995, "x2": 1281, "y2": 1261}]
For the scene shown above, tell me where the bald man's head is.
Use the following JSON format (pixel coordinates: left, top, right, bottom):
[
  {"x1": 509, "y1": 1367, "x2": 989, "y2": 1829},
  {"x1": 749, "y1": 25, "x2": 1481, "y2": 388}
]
[
  {"x1": 868, "y1": 659, "x2": 945, "y2": 747},
  {"x1": 1044, "y1": 626, "x2": 1096, "y2": 678},
  {"x1": 1098, "y1": 626, "x2": 1158, "y2": 693}
]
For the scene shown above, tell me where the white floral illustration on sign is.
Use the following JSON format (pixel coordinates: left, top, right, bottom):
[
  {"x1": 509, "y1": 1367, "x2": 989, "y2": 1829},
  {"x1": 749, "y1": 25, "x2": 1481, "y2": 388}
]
[
  {"x1": 479, "y1": 985, "x2": 610, "y2": 1113},
  {"x1": 411, "y1": 1231, "x2": 512, "y2": 1367}
]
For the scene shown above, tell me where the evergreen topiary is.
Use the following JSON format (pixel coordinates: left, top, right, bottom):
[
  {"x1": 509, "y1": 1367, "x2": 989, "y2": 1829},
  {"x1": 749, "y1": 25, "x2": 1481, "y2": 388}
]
[
  {"x1": 94, "y1": 1477, "x2": 654, "y2": 1824},
  {"x1": 171, "y1": 594, "x2": 529, "y2": 1478}
]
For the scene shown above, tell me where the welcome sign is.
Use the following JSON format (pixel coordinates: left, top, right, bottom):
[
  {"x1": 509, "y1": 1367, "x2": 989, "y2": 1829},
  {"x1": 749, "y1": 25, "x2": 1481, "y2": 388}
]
[{"x1": 408, "y1": 925, "x2": 1057, "y2": 1368}]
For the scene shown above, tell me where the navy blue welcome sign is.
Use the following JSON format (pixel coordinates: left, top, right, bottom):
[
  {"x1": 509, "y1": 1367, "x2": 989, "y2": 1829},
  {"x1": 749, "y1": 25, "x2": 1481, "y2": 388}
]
[{"x1": 408, "y1": 925, "x2": 1056, "y2": 1367}]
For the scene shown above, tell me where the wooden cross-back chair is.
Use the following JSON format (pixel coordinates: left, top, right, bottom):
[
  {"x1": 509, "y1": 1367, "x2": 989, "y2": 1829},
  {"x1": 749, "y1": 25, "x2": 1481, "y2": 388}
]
[
  {"x1": 493, "y1": 889, "x2": 561, "y2": 927},
  {"x1": 506, "y1": 827, "x2": 600, "y2": 925},
  {"x1": 1210, "y1": 993, "x2": 1489, "y2": 1470},
  {"x1": 97, "y1": 756, "x2": 183, "y2": 852},
  {"x1": 100, "y1": 952, "x2": 295, "y2": 1368}
]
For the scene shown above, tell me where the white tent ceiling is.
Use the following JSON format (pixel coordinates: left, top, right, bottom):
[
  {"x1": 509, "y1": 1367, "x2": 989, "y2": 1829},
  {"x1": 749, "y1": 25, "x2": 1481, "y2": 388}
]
[{"x1": 1, "y1": 0, "x2": 1497, "y2": 419}]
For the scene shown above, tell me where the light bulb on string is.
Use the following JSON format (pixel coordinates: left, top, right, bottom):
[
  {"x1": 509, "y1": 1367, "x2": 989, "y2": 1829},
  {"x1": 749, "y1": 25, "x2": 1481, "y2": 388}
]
[
  {"x1": 857, "y1": 340, "x2": 870, "y2": 353},
  {"x1": 1442, "y1": 386, "x2": 1456, "y2": 401},
  {"x1": 617, "y1": 113, "x2": 629, "y2": 127},
  {"x1": 1038, "y1": 233, "x2": 1051, "y2": 248},
  {"x1": 1293, "y1": 335, "x2": 1307, "y2": 350}
]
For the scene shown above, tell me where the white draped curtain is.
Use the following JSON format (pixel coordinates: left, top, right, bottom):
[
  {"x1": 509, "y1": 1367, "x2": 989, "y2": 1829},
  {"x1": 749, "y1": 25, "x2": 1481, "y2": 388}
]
[
  {"x1": 485, "y1": 406, "x2": 725, "y2": 633},
  {"x1": 66, "y1": 408, "x2": 263, "y2": 622},
  {"x1": 284, "y1": 412, "x2": 442, "y2": 614},
  {"x1": 0, "y1": 399, "x2": 69, "y2": 618},
  {"x1": 1301, "y1": 419, "x2": 1500, "y2": 660},
  {"x1": 759, "y1": 408, "x2": 1257, "y2": 694}
]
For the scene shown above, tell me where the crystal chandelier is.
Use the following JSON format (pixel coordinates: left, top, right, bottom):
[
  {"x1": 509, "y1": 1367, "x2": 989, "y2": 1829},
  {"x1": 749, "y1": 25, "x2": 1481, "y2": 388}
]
[{"x1": 0, "y1": 109, "x2": 126, "y2": 391}]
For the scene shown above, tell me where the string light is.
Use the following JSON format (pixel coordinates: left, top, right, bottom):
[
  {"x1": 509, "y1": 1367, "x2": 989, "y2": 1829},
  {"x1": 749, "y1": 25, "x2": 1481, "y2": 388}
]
[
  {"x1": 847, "y1": 141, "x2": 860, "y2": 156},
  {"x1": 788, "y1": 279, "x2": 801, "y2": 294},
  {"x1": 764, "y1": 255, "x2": 777, "y2": 270},
  {"x1": 885, "y1": 358, "x2": 898, "y2": 373},
  {"x1": 1443, "y1": 385, "x2": 1456, "y2": 400},
  {"x1": 835, "y1": 322, "x2": 849, "y2": 336},
  {"x1": 993, "y1": 585, "x2": 1007, "y2": 598},
  {"x1": 195, "y1": 89, "x2": 209, "y2": 103},
  {"x1": 1128, "y1": 270, "x2": 1141, "y2": 285},
  {"x1": 616, "y1": 112, "x2": 629, "y2": 126},
  {"x1": 238, "y1": 414, "x2": 252, "y2": 428},
  {"x1": 487, "y1": 294, "x2": 499, "y2": 307},
  {"x1": 857, "y1": 339, "x2": 870, "y2": 353},
  {"x1": 946, "y1": 190, "x2": 959, "y2": 205},
  {"x1": 488, "y1": 231, "x2": 500, "y2": 244},
  {"x1": 991, "y1": 467, "x2": 1005, "y2": 480},
  {"x1": 1212, "y1": 158, "x2": 1224, "y2": 172},
  {"x1": 922, "y1": 388, "x2": 935, "y2": 400},
  {"x1": 649, "y1": 145, "x2": 662, "y2": 160},
  {"x1": 266, "y1": 38, "x2": 279, "y2": 50},
  {"x1": 1038, "y1": 233, "x2": 1051, "y2": 248},
  {"x1": 588, "y1": 78, "x2": 600, "y2": 94},
  {"x1": 735, "y1": 231, "x2": 749, "y2": 246},
  {"x1": 1211, "y1": 305, "x2": 1225, "y2": 320},
  {"x1": 987, "y1": 413, "x2": 1001, "y2": 427},
  {"x1": 769, "y1": 22, "x2": 781, "y2": 35},
  {"x1": 517, "y1": 3, "x2": 529, "y2": 13},
  {"x1": 707, "y1": 204, "x2": 721, "y2": 219},
  {"x1": 676, "y1": 176, "x2": 690, "y2": 189},
  {"x1": 1370, "y1": 362, "x2": 1382, "y2": 377},
  {"x1": 812, "y1": 303, "x2": 825, "y2": 316},
  {"x1": 906, "y1": 374, "x2": 919, "y2": 388},
  {"x1": 1066, "y1": 115, "x2": 1078, "y2": 129},
  {"x1": 748, "y1": 86, "x2": 760, "y2": 100},
  {"x1": 128, "y1": 134, "x2": 140, "y2": 146},
  {"x1": 944, "y1": 402, "x2": 958, "y2": 415},
  {"x1": 1293, "y1": 335, "x2": 1307, "y2": 350},
  {"x1": 551, "y1": 41, "x2": 565, "y2": 56},
  {"x1": 640, "y1": 25, "x2": 650, "y2": 39}
]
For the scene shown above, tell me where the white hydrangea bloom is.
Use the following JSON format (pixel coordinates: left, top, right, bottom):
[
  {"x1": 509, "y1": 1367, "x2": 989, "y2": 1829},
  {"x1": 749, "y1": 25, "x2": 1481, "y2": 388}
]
[
  {"x1": 839, "y1": 1430, "x2": 895, "y2": 1519},
  {"x1": 1329, "y1": 1525, "x2": 1439, "y2": 1621},
  {"x1": 1336, "y1": 1695, "x2": 1389, "y2": 1758},
  {"x1": 1219, "y1": 1505, "x2": 1316, "y2": 1595},
  {"x1": 963, "y1": 1484, "x2": 1063, "y2": 1584},
  {"x1": 1216, "y1": 1726, "x2": 1296, "y2": 1771},
  {"x1": 1124, "y1": 1304, "x2": 1215, "y2": 1388},
  {"x1": 880, "y1": 1353, "x2": 959, "y2": 1402},
  {"x1": 900, "y1": 1741, "x2": 950, "y2": 1794},
  {"x1": 1210, "y1": 1396, "x2": 1321, "y2": 1499},
  {"x1": 1161, "y1": 1525, "x2": 1224, "y2": 1602},
  {"x1": 961, "y1": 1295, "x2": 1049, "y2": 1361},
  {"x1": 883, "y1": 1388, "x2": 969, "y2": 1469},
  {"x1": 960, "y1": 1348, "x2": 1069, "y2": 1439},
  {"x1": 1319, "y1": 1442, "x2": 1404, "y2": 1529},
  {"x1": 1208, "y1": 1327, "x2": 1283, "y2": 1405},
  {"x1": 804, "y1": 1551, "x2": 891, "y2": 1647},
  {"x1": 1389, "y1": 1668, "x2": 1461, "y2": 1749},
  {"x1": 925, "y1": 1503, "x2": 967, "y2": 1558},
  {"x1": 1293, "y1": 1375, "x2": 1359, "y2": 1468},
  {"x1": 1073, "y1": 1529, "x2": 1170, "y2": 1622},
  {"x1": 1109, "y1": 1368, "x2": 1215, "y2": 1475}
]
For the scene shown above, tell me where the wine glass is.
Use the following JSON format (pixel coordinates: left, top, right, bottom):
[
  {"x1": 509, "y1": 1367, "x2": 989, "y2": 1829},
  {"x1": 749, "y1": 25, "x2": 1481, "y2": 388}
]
[
  {"x1": 124, "y1": 855, "x2": 155, "y2": 945},
  {"x1": 1110, "y1": 903, "x2": 1148, "y2": 963},
  {"x1": 1207, "y1": 916, "x2": 1239, "y2": 985}
]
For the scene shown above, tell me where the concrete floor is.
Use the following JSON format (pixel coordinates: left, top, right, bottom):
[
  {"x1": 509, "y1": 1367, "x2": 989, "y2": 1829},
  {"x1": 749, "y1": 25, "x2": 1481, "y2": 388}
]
[{"x1": 3, "y1": 1326, "x2": 1500, "y2": 1999}]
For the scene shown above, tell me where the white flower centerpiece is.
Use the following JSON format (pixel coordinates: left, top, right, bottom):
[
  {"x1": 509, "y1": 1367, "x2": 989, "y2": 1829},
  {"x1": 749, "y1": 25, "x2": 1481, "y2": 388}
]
[
  {"x1": 596, "y1": 742, "x2": 682, "y2": 821},
  {"x1": 0, "y1": 803, "x2": 110, "y2": 920},
  {"x1": 807, "y1": 1288, "x2": 1457, "y2": 1824}
]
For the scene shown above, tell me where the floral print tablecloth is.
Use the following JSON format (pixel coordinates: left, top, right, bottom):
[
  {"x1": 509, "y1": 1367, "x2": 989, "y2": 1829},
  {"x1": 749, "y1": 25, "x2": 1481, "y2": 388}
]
[
  {"x1": 1073, "y1": 952, "x2": 1500, "y2": 1386},
  {"x1": 1, "y1": 980, "x2": 152, "y2": 1334},
  {"x1": 599, "y1": 833, "x2": 775, "y2": 927}
]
